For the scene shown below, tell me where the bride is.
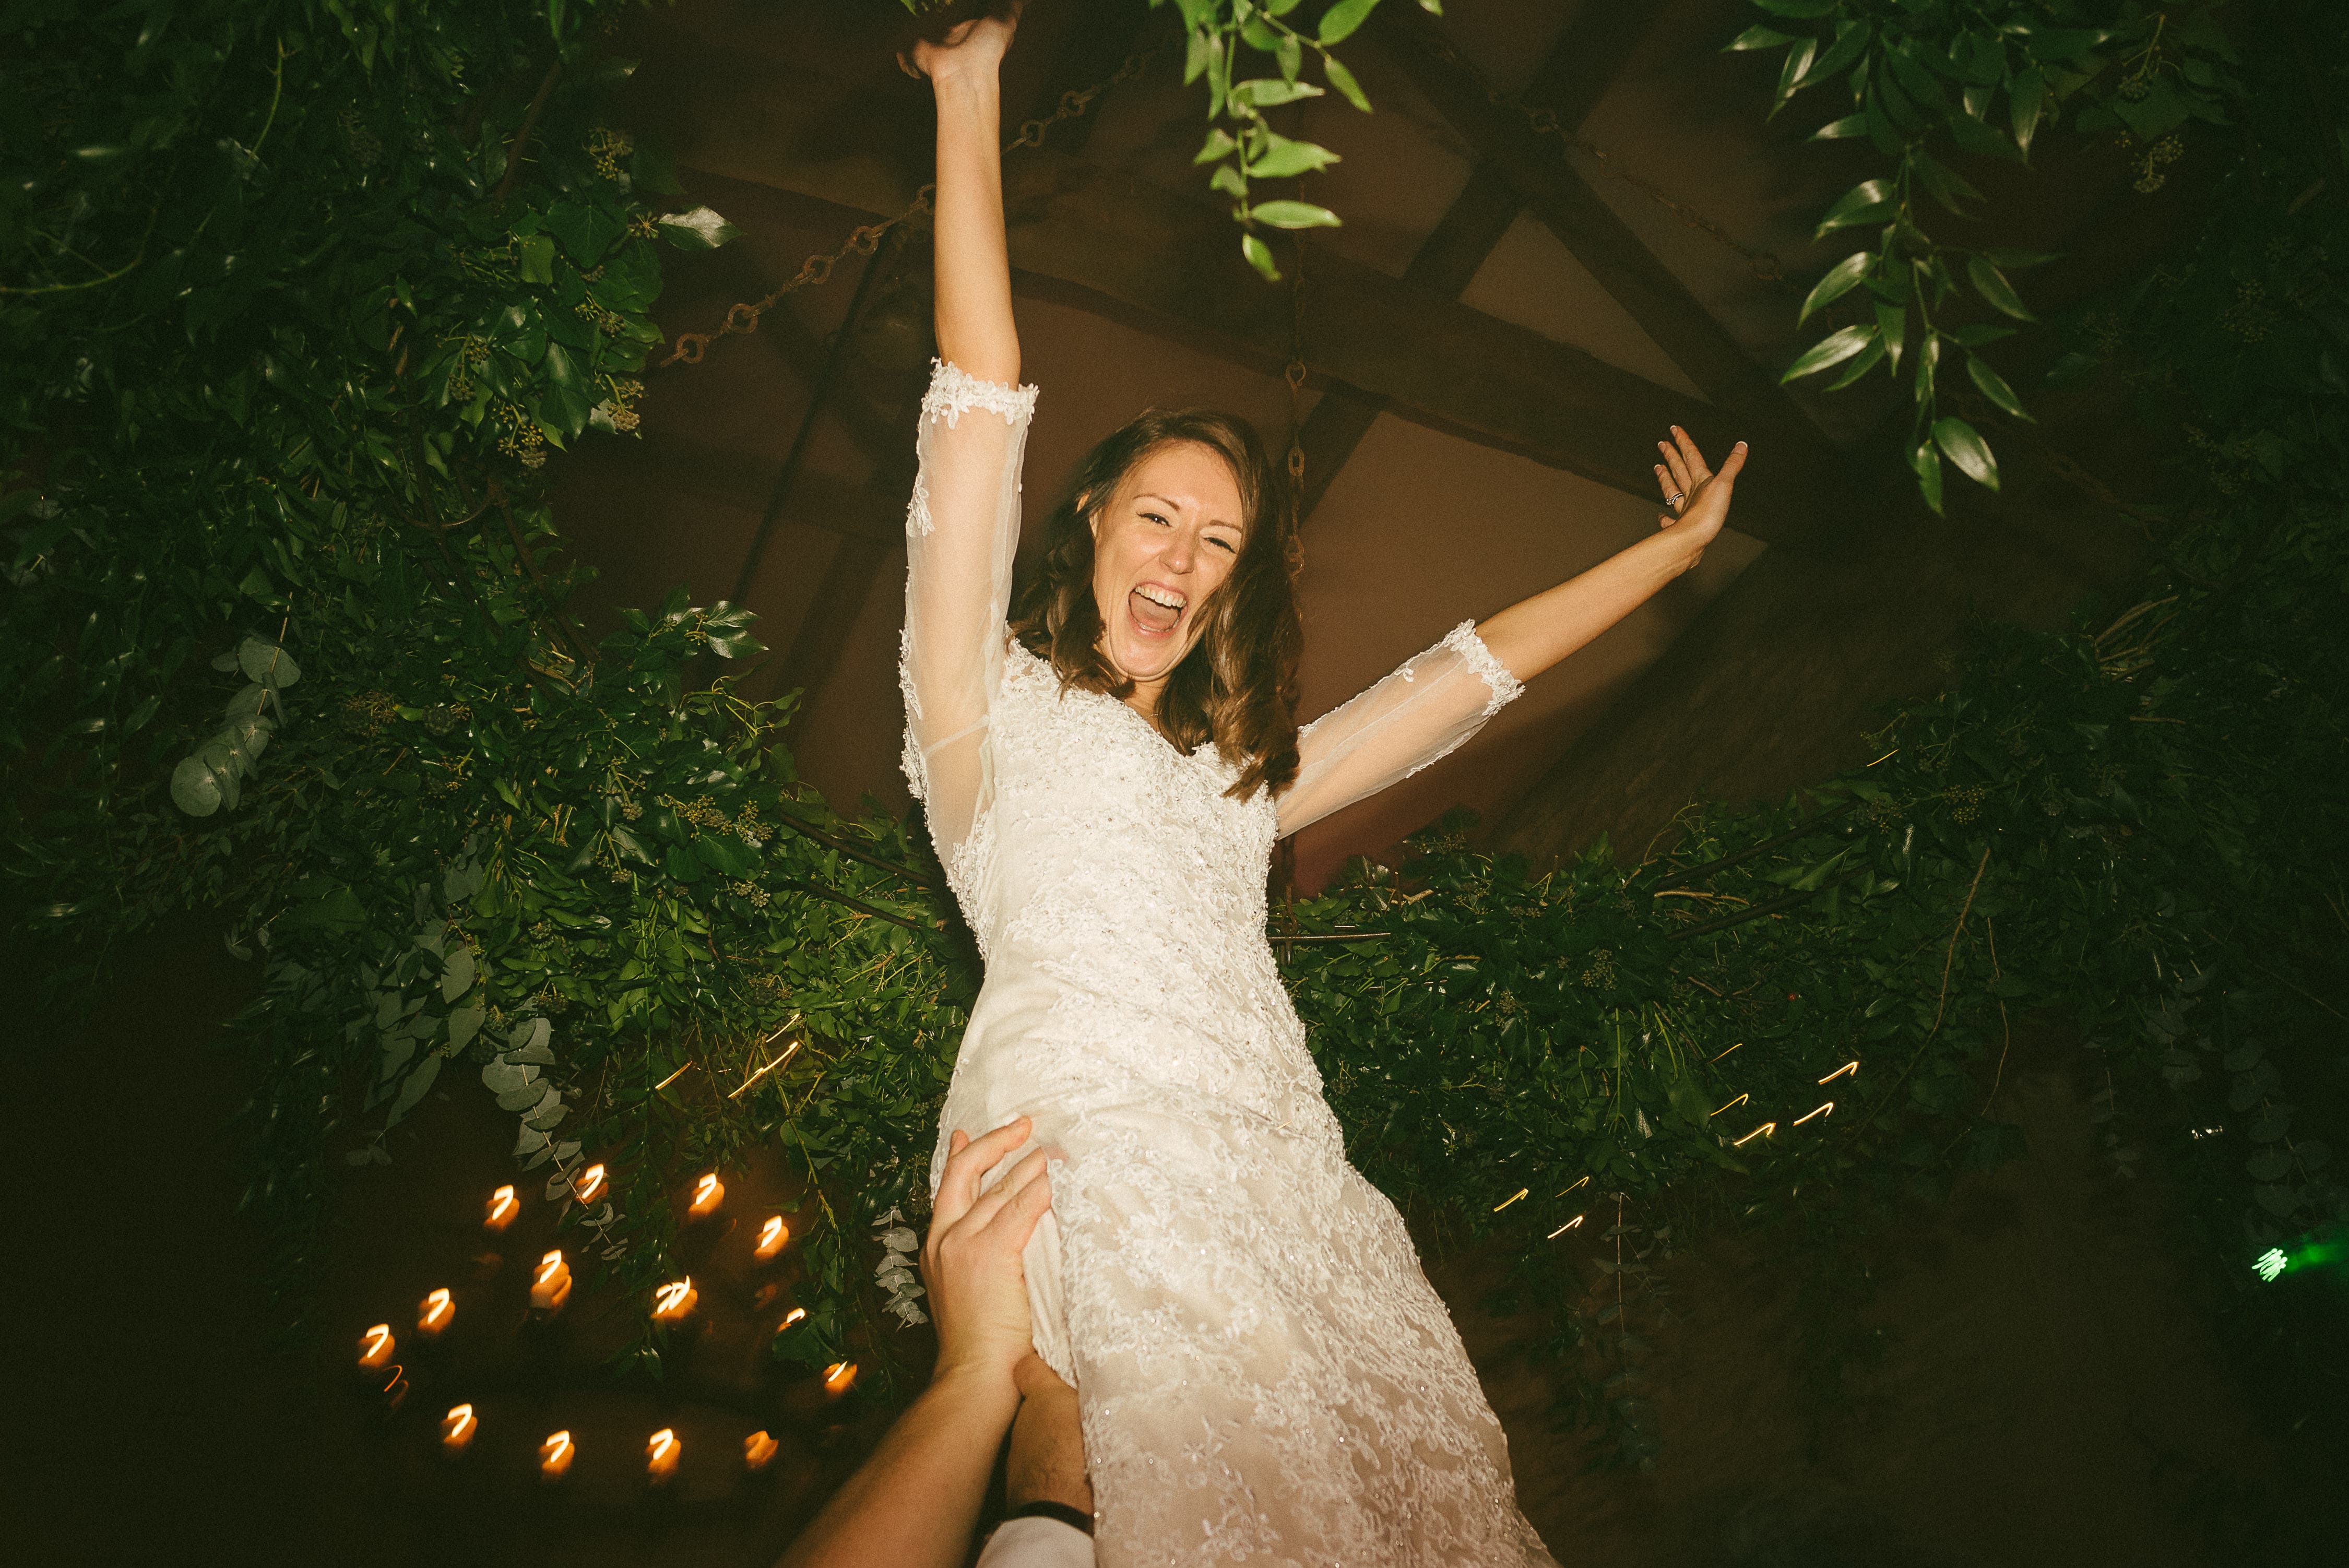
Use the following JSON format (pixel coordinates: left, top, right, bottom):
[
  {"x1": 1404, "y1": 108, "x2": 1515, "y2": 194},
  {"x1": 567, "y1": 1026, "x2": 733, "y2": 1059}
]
[{"x1": 899, "y1": 8, "x2": 1746, "y2": 1562}]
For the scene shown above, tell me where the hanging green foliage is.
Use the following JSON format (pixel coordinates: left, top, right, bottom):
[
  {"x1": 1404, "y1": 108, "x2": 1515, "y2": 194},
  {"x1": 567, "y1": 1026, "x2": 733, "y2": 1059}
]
[
  {"x1": 894, "y1": 0, "x2": 1428, "y2": 278},
  {"x1": 1741, "y1": 0, "x2": 2241, "y2": 511}
]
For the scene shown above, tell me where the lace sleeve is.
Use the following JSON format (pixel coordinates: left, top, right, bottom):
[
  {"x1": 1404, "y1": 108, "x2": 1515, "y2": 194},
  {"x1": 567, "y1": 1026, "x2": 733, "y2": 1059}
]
[
  {"x1": 899, "y1": 359, "x2": 1039, "y2": 865},
  {"x1": 1275, "y1": 620, "x2": 1525, "y2": 839}
]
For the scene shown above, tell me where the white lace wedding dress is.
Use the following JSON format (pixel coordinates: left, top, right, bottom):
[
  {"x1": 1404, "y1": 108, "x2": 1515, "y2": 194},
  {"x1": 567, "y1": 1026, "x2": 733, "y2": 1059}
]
[{"x1": 901, "y1": 361, "x2": 1559, "y2": 1566}]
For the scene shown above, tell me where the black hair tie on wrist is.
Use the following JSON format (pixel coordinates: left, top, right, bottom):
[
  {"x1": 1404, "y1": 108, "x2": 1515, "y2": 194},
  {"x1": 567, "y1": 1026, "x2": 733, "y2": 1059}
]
[{"x1": 1006, "y1": 1499, "x2": 1095, "y2": 1536}]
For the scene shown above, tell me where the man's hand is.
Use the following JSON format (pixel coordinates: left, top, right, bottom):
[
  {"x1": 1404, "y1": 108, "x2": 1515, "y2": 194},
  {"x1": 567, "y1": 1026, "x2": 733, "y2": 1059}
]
[{"x1": 926, "y1": 1116, "x2": 1053, "y2": 1387}]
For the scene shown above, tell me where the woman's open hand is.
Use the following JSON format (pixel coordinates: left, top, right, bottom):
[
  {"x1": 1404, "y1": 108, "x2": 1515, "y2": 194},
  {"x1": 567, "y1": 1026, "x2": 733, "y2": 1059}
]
[
  {"x1": 901, "y1": 1, "x2": 1023, "y2": 85},
  {"x1": 1652, "y1": 426, "x2": 1748, "y2": 575}
]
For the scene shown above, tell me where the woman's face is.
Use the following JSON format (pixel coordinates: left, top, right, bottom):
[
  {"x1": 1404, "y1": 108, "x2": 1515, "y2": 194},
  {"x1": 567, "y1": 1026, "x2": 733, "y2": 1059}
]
[{"x1": 1087, "y1": 439, "x2": 1246, "y2": 699}]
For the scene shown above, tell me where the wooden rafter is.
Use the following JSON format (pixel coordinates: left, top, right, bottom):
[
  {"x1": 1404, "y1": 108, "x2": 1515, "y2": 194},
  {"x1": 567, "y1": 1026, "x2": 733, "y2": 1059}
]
[
  {"x1": 1294, "y1": 0, "x2": 1673, "y2": 524},
  {"x1": 1371, "y1": 3, "x2": 1851, "y2": 531}
]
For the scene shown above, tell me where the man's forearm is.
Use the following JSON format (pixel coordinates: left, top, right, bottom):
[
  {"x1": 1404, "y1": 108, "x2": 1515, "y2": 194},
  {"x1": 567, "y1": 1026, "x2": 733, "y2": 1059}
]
[{"x1": 776, "y1": 1368, "x2": 1021, "y2": 1568}]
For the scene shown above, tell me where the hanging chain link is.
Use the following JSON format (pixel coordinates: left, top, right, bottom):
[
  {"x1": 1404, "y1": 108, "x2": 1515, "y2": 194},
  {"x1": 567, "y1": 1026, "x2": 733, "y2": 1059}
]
[
  {"x1": 658, "y1": 49, "x2": 1158, "y2": 370},
  {"x1": 1284, "y1": 225, "x2": 1309, "y2": 493},
  {"x1": 1422, "y1": 29, "x2": 1798, "y2": 296}
]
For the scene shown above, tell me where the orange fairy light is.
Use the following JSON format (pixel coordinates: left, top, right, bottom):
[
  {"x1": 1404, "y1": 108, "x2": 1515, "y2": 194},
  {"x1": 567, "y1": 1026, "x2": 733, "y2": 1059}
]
[
  {"x1": 357, "y1": 1324, "x2": 396, "y2": 1371},
  {"x1": 754, "y1": 1215, "x2": 789, "y2": 1261},
  {"x1": 539, "y1": 1430, "x2": 575, "y2": 1482},
  {"x1": 823, "y1": 1361, "x2": 858, "y2": 1397},
  {"x1": 646, "y1": 1428, "x2": 681, "y2": 1483},
  {"x1": 530, "y1": 1250, "x2": 573, "y2": 1313},
  {"x1": 439, "y1": 1404, "x2": 477, "y2": 1456},
  {"x1": 381, "y1": 1365, "x2": 409, "y2": 1412},
  {"x1": 417, "y1": 1288, "x2": 454, "y2": 1337},
  {"x1": 743, "y1": 1430, "x2": 779, "y2": 1472},
  {"x1": 688, "y1": 1171, "x2": 725, "y2": 1219},
  {"x1": 483, "y1": 1185, "x2": 518, "y2": 1233},
  {"x1": 651, "y1": 1277, "x2": 698, "y2": 1325},
  {"x1": 778, "y1": 1306, "x2": 807, "y2": 1332},
  {"x1": 573, "y1": 1163, "x2": 608, "y2": 1205}
]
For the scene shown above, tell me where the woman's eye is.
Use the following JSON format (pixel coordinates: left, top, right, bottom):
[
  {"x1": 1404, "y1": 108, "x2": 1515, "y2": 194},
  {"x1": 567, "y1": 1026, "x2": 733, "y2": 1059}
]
[
  {"x1": 1210, "y1": 537, "x2": 1237, "y2": 553},
  {"x1": 1143, "y1": 511, "x2": 1171, "y2": 527}
]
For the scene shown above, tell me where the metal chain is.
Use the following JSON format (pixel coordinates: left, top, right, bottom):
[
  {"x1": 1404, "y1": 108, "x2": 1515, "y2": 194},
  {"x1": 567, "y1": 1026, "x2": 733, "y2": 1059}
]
[
  {"x1": 1285, "y1": 225, "x2": 1309, "y2": 493},
  {"x1": 1422, "y1": 29, "x2": 1798, "y2": 296},
  {"x1": 658, "y1": 50, "x2": 1158, "y2": 370}
]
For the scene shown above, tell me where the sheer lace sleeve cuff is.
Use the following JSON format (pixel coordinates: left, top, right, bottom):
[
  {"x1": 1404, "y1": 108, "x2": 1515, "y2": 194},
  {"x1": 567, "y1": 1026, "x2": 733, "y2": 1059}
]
[
  {"x1": 1441, "y1": 620, "x2": 1526, "y2": 717},
  {"x1": 922, "y1": 358, "x2": 1039, "y2": 427}
]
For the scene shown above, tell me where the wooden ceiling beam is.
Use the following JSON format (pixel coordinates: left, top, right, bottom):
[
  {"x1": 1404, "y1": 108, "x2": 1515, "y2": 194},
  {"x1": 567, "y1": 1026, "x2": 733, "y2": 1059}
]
[
  {"x1": 1370, "y1": 4, "x2": 1854, "y2": 529},
  {"x1": 991, "y1": 147, "x2": 1822, "y2": 543},
  {"x1": 1292, "y1": 3, "x2": 1677, "y2": 526}
]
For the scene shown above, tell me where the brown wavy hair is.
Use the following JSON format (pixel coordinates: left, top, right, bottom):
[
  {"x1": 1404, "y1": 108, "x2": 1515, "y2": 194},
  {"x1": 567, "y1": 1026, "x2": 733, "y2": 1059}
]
[{"x1": 1009, "y1": 409, "x2": 1302, "y2": 800}]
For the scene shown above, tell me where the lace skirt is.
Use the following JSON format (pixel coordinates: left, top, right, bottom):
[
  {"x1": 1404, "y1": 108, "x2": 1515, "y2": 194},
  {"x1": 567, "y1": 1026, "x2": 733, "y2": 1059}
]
[{"x1": 933, "y1": 966, "x2": 1560, "y2": 1567}]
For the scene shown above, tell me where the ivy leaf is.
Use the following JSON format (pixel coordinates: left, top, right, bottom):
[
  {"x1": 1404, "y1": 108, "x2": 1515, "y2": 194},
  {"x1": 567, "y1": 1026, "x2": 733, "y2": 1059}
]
[
  {"x1": 1796, "y1": 22, "x2": 1873, "y2": 90},
  {"x1": 1810, "y1": 112, "x2": 1868, "y2": 140},
  {"x1": 1724, "y1": 25, "x2": 1797, "y2": 52},
  {"x1": 1770, "y1": 38, "x2": 1819, "y2": 117},
  {"x1": 1319, "y1": 0, "x2": 1379, "y2": 46},
  {"x1": 1194, "y1": 128, "x2": 1238, "y2": 165},
  {"x1": 1245, "y1": 133, "x2": 1341, "y2": 179},
  {"x1": 1230, "y1": 77, "x2": 1323, "y2": 110},
  {"x1": 1781, "y1": 323, "x2": 1876, "y2": 383},
  {"x1": 1967, "y1": 255, "x2": 2035, "y2": 321},
  {"x1": 1322, "y1": 54, "x2": 1371, "y2": 113},
  {"x1": 1932, "y1": 416, "x2": 1999, "y2": 491},
  {"x1": 1249, "y1": 199, "x2": 1342, "y2": 229},
  {"x1": 1910, "y1": 437, "x2": 1945, "y2": 514},
  {"x1": 1964, "y1": 354, "x2": 2033, "y2": 422},
  {"x1": 2010, "y1": 67, "x2": 2049, "y2": 156},
  {"x1": 656, "y1": 207, "x2": 744, "y2": 252},
  {"x1": 1826, "y1": 334, "x2": 1889, "y2": 390},
  {"x1": 516, "y1": 234, "x2": 555, "y2": 285},
  {"x1": 1813, "y1": 178, "x2": 1894, "y2": 239},
  {"x1": 1799, "y1": 252, "x2": 1873, "y2": 323},
  {"x1": 1242, "y1": 231, "x2": 1282, "y2": 280}
]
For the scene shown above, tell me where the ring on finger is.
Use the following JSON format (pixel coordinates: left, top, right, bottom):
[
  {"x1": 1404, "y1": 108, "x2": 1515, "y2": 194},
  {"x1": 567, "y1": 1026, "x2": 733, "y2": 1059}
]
[{"x1": 1665, "y1": 491, "x2": 1684, "y2": 508}]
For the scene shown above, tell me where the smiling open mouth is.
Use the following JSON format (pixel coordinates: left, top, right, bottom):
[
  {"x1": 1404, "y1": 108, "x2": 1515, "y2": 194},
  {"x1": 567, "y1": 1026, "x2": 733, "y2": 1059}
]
[{"x1": 1129, "y1": 583, "x2": 1185, "y2": 635}]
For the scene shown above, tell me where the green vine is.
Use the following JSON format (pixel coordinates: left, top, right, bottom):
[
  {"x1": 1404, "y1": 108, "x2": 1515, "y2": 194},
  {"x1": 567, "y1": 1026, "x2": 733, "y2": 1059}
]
[{"x1": 1745, "y1": 0, "x2": 2240, "y2": 510}]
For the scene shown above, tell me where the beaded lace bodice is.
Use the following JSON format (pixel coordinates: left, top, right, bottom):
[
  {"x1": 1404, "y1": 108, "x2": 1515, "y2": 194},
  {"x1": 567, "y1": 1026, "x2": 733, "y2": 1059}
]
[{"x1": 898, "y1": 361, "x2": 1556, "y2": 1566}]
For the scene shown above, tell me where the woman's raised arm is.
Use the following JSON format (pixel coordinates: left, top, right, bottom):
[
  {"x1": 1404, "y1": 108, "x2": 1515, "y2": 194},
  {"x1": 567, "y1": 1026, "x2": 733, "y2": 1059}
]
[
  {"x1": 917, "y1": 6, "x2": 1022, "y2": 384},
  {"x1": 897, "y1": 6, "x2": 1037, "y2": 876},
  {"x1": 1278, "y1": 429, "x2": 1747, "y2": 839}
]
